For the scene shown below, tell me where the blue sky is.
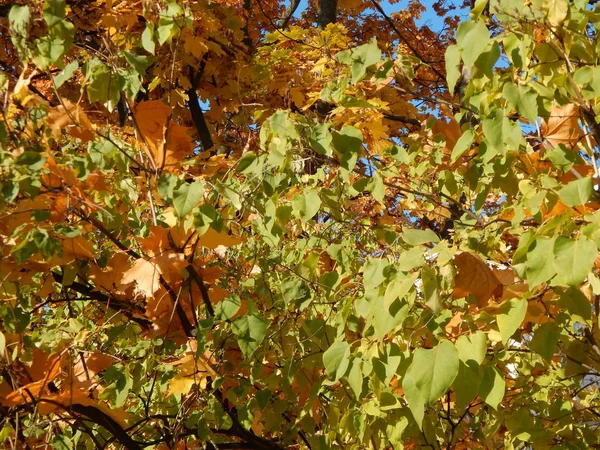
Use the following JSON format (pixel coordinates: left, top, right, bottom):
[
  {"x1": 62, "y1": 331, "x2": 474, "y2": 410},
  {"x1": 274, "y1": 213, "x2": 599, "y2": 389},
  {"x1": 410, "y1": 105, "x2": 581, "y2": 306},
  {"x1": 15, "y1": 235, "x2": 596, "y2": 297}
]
[{"x1": 293, "y1": 0, "x2": 467, "y2": 32}]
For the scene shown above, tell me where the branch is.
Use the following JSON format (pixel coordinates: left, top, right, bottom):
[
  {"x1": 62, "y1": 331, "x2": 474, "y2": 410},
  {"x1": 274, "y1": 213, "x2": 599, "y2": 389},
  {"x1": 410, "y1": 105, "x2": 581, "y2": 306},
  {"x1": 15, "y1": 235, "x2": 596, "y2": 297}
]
[
  {"x1": 69, "y1": 404, "x2": 142, "y2": 450},
  {"x1": 212, "y1": 389, "x2": 285, "y2": 450},
  {"x1": 382, "y1": 113, "x2": 421, "y2": 127},
  {"x1": 367, "y1": 0, "x2": 445, "y2": 81},
  {"x1": 187, "y1": 65, "x2": 214, "y2": 152},
  {"x1": 276, "y1": 0, "x2": 301, "y2": 29},
  {"x1": 186, "y1": 265, "x2": 215, "y2": 317},
  {"x1": 50, "y1": 271, "x2": 151, "y2": 327}
]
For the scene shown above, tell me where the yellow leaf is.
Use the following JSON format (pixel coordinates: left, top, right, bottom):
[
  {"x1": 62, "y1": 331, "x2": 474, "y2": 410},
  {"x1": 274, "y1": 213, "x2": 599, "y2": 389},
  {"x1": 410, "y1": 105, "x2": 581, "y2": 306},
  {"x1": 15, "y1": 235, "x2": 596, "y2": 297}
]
[{"x1": 167, "y1": 354, "x2": 216, "y2": 396}]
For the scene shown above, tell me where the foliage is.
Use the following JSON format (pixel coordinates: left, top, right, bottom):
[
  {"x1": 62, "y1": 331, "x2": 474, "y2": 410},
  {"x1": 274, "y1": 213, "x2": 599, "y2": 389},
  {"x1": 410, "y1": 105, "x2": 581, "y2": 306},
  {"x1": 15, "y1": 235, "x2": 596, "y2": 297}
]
[{"x1": 1, "y1": 0, "x2": 600, "y2": 448}]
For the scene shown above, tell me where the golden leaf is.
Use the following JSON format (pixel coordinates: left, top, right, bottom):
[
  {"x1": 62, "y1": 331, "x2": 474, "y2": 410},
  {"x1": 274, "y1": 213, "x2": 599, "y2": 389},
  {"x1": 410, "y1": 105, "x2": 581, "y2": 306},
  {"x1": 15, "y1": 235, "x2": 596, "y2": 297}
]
[
  {"x1": 62, "y1": 235, "x2": 94, "y2": 261},
  {"x1": 184, "y1": 34, "x2": 208, "y2": 58},
  {"x1": 167, "y1": 353, "x2": 217, "y2": 396},
  {"x1": 452, "y1": 252, "x2": 501, "y2": 307},
  {"x1": 197, "y1": 228, "x2": 244, "y2": 249}
]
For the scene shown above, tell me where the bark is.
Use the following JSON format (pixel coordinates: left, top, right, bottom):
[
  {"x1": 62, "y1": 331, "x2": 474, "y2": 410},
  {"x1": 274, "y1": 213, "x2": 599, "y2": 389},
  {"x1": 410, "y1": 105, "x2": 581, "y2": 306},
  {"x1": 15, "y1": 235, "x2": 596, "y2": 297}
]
[
  {"x1": 317, "y1": 0, "x2": 337, "y2": 28},
  {"x1": 276, "y1": 0, "x2": 301, "y2": 28}
]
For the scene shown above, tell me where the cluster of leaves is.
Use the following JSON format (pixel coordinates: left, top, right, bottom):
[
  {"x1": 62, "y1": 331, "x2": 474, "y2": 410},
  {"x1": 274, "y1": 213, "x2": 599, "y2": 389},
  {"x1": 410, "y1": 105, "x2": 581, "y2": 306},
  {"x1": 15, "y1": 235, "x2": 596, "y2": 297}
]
[{"x1": 1, "y1": 0, "x2": 600, "y2": 448}]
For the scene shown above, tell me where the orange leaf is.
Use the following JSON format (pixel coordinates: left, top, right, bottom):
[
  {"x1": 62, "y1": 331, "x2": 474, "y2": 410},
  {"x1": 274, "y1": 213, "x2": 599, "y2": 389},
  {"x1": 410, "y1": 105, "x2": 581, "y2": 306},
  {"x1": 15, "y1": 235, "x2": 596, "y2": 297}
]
[
  {"x1": 134, "y1": 100, "x2": 172, "y2": 162},
  {"x1": 46, "y1": 99, "x2": 94, "y2": 143},
  {"x1": 452, "y1": 252, "x2": 501, "y2": 307},
  {"x1": 541, "y1": 104, "x2": 583, "y2": 149},
  {"x1": 121, "y1": 253, "x2": 186, "y2": 297}
]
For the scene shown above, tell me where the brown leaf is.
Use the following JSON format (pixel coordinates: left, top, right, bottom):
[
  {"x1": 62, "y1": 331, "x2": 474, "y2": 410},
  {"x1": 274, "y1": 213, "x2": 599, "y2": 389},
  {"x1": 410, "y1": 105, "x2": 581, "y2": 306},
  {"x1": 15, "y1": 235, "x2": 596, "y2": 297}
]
[{"x1": 452, "y1": 252, "x2": 501, "y2": 307}]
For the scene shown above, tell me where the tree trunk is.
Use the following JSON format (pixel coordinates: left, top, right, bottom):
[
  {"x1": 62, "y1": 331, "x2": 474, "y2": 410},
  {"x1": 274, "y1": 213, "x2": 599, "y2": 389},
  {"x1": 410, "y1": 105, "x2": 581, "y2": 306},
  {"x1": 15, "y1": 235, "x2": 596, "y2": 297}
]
[{"x1": 317, "y1": 0, "x2": 337, "y2": 28}]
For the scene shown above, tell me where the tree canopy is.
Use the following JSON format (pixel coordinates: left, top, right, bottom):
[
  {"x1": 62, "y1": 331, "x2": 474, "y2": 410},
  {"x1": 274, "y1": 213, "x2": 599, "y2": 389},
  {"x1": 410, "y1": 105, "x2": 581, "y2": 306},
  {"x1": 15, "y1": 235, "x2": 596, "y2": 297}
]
[{"x1": 2, "y1": 0, "x2": 600, "y2": 448}]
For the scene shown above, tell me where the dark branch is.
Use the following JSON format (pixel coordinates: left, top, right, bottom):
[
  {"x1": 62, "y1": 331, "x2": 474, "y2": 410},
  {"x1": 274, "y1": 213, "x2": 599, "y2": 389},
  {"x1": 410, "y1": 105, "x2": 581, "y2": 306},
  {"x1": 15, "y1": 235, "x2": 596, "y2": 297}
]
[
  {"x1": 382, "y1": 113, "x2": 421, "y2": 127},
  {"x1": 367, "y1": 0, "x2": 446, "y2": 81},
  {"x1": 187, "y1": 64, "x2": 214, "y2": 153}
]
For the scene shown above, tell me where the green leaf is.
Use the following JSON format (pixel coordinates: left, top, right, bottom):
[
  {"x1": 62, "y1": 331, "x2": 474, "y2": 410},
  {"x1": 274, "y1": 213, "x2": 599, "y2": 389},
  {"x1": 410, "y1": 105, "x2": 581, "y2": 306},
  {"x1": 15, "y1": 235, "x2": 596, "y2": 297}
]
[
  {"x1": 51, "y1": 435, "x2": 73, "y2": 450},
  {"x1": 122, "y1": 51, "x2": 150, "y2": 75},
  {"x1": 503, "y1": 84, "x2": 538, "y2": 123},
  {"x1": 214, "y1": 295, "x2": 241, "y2": 321},
  {"x1": 496, "y1": 298, "x2": 527, "y2": 344},
  {"x1": 16, "y1": 151, "x2": 46, "y2": 170},
  {"x1": 530, "y1": 322, "x2": 561, "y2": 362},
  {"x1": 482, "y1": 109, "x2": 521, "y2": 159},
  {"x1": 450, "y1": 129, "x2": 474, "y2": 163},
  {"x1": 292, "y1": 190, "x2": 321, "y2": 222},
  {"x1": 524, "y1": 236, "x2": 557, "y2": 287},
  {"x1": 452, "y1": 360, "x2": 482, "y2": 408},
  {"x1": 455, "y1": 331, "x2": 487, "y2": 365},
  {"x1": 552, "y1": 236, "x2": 597, "y2": 287},
  {"x1": 456, "y1": 20, "x2": 490, "y2": 67},
  {"x1": 280, "y1": 278, "x2": 309, "y2": 307},
  {"x1": 323, "y1": 340, "x2": 350, "y2": 381},
  {"x1": 231, "y1": 314, "x2": 268, "y2": 357},
  {"x1": 445, "y1": 44, "x2": 461, "y2": 95},
  {"x1": 84, "y1": 59, "x2": 122, "y2": 111},
  {"x1": 9, "y1": 5, "x2": 30, "y2": 34},
  {"x1": 331, "y1": 125, "x2": 363, "y2": 171},
  {"x1": 421, "y1": 265, "x2": 441, "y2": 313},
  {"x1": 479, "y1": 366, "x2": 505, "y2": 409},
  {"x1": 98, "y1": 365, "x2": 132, "y2": 408},
  {"x1": 402, "y1": 228, "x2": 440, "y2": 245},
  {"x1": 544, "y1": 144, "x2": 580, "y2": 171},
  {"x1": 173, "y1": 181, "x2": 204, "y2": 218},
  {"x1": 336, "y1": 38, "x2": 381, "y2": 84},
  {"x1": 363, "y1": 257, "x2": 388, "y2": 290},
  {"x1": 141, "y1": 23, "x2": 156, "y2": 54},
  {"x1": 558, "y1": 177, "x2": 593, "y2": 207},
  {"x1": 53, "y1": 60, "x2": 78, "y2": 89},
  {"x1": 236, "y1": 151, "x2": 258, "y2": 173},
  {"x1": 43, "y1": 0, "x2": 67, "y2": 28},
  {"x1": 558, "y1": 287, "x2": 592, "y2": 321},
  {"x1": 347, "y1": 359, "x2": 363, "y2": 399},
  {"x1": 309, "y1": 123, "x2": 333, "y2": 156},
  {"x1": 157, "y1": 173, "x2": 179, "y2": 202},
  {"x1": 402, "y1": 340, "x2": 459, "y2": 427}
]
